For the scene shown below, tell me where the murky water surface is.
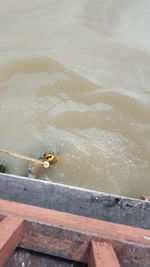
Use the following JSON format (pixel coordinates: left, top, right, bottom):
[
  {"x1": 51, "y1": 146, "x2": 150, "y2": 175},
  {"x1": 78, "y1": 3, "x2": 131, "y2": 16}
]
[{"x1": 0, "y1": 0, "x2": 150, "y2": 198}]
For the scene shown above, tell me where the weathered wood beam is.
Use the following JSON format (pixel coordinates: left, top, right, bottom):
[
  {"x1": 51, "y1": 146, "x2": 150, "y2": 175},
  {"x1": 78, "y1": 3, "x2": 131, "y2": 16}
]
[
  {"x1": 0, "y1": 217, "x2": 24, "y2": 267},
  {"x1": 22, "y1": 220, "x2": 90, "y2": 262},
  {"x1": 0, "y1": 200, "x2": 150, "y2": 247},
  {"x1": 88, "y1": 240, "x2": 120, "y2": 267},
  {"x1": 0, "y1": 200, "x2": 150, "y2": 264}
]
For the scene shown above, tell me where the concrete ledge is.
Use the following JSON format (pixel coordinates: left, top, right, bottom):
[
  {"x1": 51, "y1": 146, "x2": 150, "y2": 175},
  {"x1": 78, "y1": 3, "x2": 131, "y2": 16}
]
[{"x1": 0, "y1": 173, "x2": 150, "y2": 229}]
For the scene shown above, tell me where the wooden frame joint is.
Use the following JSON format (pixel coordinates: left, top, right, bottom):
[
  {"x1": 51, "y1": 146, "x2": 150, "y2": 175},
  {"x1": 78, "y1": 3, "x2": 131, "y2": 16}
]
[
  {"x1": 0, "y1": 216, "x2": 24, "y2": 267},
  {"x1": 88, "y1": 239, "x2": 120, "y2": 267}
]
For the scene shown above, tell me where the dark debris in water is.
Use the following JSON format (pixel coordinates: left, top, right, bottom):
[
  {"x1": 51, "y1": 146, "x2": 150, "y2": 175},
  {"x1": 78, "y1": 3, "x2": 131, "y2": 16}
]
[{"x1": 0, "y1": 163, "x2": 5, "y2": 173}]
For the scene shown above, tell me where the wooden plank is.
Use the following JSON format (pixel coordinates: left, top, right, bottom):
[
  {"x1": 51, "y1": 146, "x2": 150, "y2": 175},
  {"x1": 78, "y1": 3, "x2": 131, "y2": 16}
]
[
  {"x1": 88, "y1": 240, "x2": 120, "y2": 267},
  {"x1": 0, "y1": 200, "x2": 150, "y2": 264},
  {"x1": 141, "y1": 195, "x2": 150, "y2": 201},
  {"x1": 22, "y1": 220, "x2": 90, "y2": 262},
  {"x1": 0, "y1": 216, "x2": 24, "y2": 267},
  {"x1": 0, "y1": 173, "x2": 150, "y2": 230},
  {"x1": 0, "y1": 200, "x2": 150, "y2": 247}
]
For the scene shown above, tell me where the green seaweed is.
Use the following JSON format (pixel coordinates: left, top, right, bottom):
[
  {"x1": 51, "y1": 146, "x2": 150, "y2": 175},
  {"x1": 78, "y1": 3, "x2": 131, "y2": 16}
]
[{"x1": 0, "y1": 164, "x2": 6, "y2": 173}]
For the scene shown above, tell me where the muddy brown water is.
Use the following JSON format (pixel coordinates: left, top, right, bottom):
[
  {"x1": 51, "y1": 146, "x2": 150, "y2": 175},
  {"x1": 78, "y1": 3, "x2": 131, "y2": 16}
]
[{"x1": 0, "y1": 0, "x2": 150, "y2": 198}]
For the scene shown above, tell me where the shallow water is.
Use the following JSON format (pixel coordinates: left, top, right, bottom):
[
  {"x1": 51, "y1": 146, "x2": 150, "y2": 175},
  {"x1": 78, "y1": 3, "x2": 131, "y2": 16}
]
[{"x1": 0, "y1": 0, "x2": 150, "y2": 198}]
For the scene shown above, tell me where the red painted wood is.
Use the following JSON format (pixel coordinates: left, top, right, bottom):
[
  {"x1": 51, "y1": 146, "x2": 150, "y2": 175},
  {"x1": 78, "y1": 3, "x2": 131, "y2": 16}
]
[
  {"x1": 0, "y1": 216, "x2": 24, "y2": 267},
  {"x1": 0, "y1": 200, "x2": 150, "y2": 264},
  {"x1": 0, "y1": 200, "x2": 150, "y2": 248},
  {"x1": 88, "y1": 240, "x2": 120, "y2": 267},
  {"x1": 22, "y1": 221, "x2": 90, "y2": 262},
  {"x1": 141, "y1": 195, "x2": 150, "y2": 201}
]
